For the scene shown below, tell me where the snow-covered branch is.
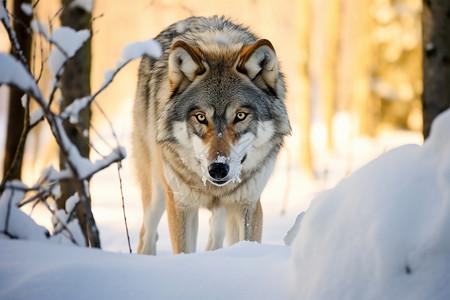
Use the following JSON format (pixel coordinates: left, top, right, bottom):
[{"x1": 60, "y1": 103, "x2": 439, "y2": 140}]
[{"x1": 0, "y1": 2, "x2": 160, "y2": 247}]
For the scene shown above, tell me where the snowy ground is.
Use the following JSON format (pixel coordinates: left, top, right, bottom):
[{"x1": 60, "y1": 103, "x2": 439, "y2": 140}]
[
  {"x1": 2, "y1": 4, "x2": 448, "y2": 297},
  {"x1": 5, "y1": 101, "x2": 447, "y2": 300},
  {"x1": 1, "y1": 240, "x2": 292, "y2": 299}
]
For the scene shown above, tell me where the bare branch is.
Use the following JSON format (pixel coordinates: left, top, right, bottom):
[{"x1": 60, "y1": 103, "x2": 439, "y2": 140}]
[
  {"x1": 0, "y1": 3, "x2": 28, "y2": 66},
  {"x1": 117, "y1": 163, "x2": 132, "y2": 253},
  {"x1": 0, "y1": 8, "x2": 160, "y2": 249},
  {"x1": 42, "y1": 199, "x2": 80, "y2": 245}
]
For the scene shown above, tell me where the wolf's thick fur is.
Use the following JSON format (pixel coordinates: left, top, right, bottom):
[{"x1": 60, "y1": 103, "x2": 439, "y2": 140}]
[{"x1": 133, "y1": 16, "x2": 291, "y2": 254}]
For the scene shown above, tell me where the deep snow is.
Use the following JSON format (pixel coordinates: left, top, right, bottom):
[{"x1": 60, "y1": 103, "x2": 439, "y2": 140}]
[
  {"x1": 0, "y1": 240, "x2": 291, "y2": 300},
  {"x1": 289, "y1": 109, "x2": 450, "y2": 300},
  {"x1": 1, "y1": 109, "x2": 449, "y2": 299},
  {"x1": 1, "y1": 7, "x2": 448, "y2": 296}
]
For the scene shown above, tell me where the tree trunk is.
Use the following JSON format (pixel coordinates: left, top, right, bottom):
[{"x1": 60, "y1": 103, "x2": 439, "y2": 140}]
[
  {"x1": 422, "y1": 0, "x2": 450, "y2": 139},
  {"x1": 336, "y1": 0, "x2": 374, "y2": 137},
  {"x1": 296, "y1": 0, "x2": 314, "y2": 177},
  {"x1": 2, "y1": 0, "x2": 32, "y2": 180},
  {"x1": 58, "y1": 0, "x2": 96, "y2": 247},
  {"x1": 311, "y1": 0, "x2": 341, "y2": 149}
]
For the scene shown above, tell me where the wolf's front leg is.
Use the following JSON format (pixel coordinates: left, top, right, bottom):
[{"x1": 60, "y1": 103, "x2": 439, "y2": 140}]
[
  {"x1": 225, "y1": 200, "x2": 263, "y2": 246},
  {"x1": 137, "y1": 179, "x2": 166, "y2": 255},
  {"x1": 205, "y1": 206, "x2": 226, "y2": 251},
  {"x1": 166, "y1": 191, "x2": 199, "y2": 254}
]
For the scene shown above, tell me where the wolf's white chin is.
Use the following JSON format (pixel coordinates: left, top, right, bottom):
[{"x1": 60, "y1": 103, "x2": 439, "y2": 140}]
[{"x1": 208, "y1": 178, "x2": 232, "y2": 187}]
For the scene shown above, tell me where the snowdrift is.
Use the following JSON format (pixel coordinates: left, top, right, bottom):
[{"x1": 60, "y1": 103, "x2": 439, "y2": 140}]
[
  {"x1": 0, "y1": 240, "x2": 291, "y2": 300},
  {"x1": 1, "y1": 109, "x2": 450, "y2": 300},
  {"x1": 290, "y1": 109, "x2": 450, "y2": 299}
]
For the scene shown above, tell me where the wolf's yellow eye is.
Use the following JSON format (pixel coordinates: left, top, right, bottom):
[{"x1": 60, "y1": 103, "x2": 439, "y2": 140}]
[
  {"x1": 195, "y1": 113, "x2": 207, "y2": 124},
  {"x1": 235, "y1": 112, "x2": 248, "y2": 122}
]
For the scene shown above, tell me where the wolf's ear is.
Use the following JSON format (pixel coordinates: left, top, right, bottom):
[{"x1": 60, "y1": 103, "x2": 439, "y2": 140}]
[
  {"x1": 168, "y1": 40, "x2": 206, "y2": 96},
  {"x1": 237, "y1": 39, "x2": 279, "y2": 95}
]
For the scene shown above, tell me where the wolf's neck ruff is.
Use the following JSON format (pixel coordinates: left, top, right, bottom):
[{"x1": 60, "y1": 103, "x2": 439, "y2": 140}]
[{"x1": 133, "y1": 16, "x2": 291, "y2": 255}]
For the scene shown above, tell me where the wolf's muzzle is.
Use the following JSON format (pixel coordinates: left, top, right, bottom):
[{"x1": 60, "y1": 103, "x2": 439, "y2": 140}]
[{"x1": 208, "y1": 162, "x2": 229, "y2": 180}]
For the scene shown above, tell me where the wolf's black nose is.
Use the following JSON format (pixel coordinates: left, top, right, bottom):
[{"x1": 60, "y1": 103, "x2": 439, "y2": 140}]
[{"x1": 208, "y1": 163, "x2": 229, "y2": 180}]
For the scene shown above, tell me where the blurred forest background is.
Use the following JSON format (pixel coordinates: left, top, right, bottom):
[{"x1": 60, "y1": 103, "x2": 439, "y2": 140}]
[{"x1": 0, "y1": 0, "x2": 423, "y2": 182}]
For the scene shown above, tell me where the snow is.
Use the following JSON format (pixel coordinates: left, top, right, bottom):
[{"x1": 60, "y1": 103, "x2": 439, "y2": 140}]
[
  {"x1": 0, "y1": 181, "x2": 49, "y2": 241},
  {"x1": 20, "y1": 3, "x2": 33, "y2": 16},
  {"x1": 1, "y1": 7, "x2": 448, "y2": 297},
  {"x1": 0, "y1": 2, "x2": 7, "y2": 19},
  {"x1": 99, "y1": 40, "x2": 161, "y2": 91},
  {"x1": 29, "y1": 107, "x2": 44, "y2": 126},
  {"x1": 53, "y1": 113, "x2": 125, "y2": 180},
  {"x1": 48, "y1": 27, "x2": 90, "y2": 76},
  {"x1": 69, "y1": 0, "x2": 94, "y2": 13},
  {"x1": 290, "y1": 108, "x2": 450, "y2": 300},
  {"x1": 1, "y1": 88, "x2": 449, "y2": 298},
  {"x1": 51, "y1": 204, "x2": 85, "y2": 246},
  {"x1": 30, "y1": 19, "x2": 48, "y2": 37},
  {"x1": 60, "y1": 96, "x2": 91, "y2": 124},
  {"x1": 65, "y1": 193, "x2": 79, "y2": 213},
  {"x1": 39, "y1": 165, "x2": 72, "y2": 184},
  {"x1": 0, "y1": 53, "x2": 41, "y2": 99},
  {"x1": 20, "y1": 94, "x2": 27, "y2": 107},
  {"x1": 283, "y1": 212, "x2": 304, "y2": 246},
  {"x1": 0, "y1": 240, "x2": 291, "y2": 300},
  {"x1": 101, "y1": 68, "x2": 116, "y2": 87},
  {"x1": 2, "y1": 104, "x2": 449, "y2": 298},
  {"x1": 120, "y1": 39, "x2": 162, "y2": 62}
]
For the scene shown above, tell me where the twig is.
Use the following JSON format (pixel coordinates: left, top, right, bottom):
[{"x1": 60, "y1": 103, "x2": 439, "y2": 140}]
[
  {"x1": 34, "y1": 13, "x2": 45, "y2": 83},
  {"x1": 0, "y1": 230, "x2": 19, "y2": 239},
  {"x1": 42, "y1": 199, "x2": 79, "y2": 245},
  {"x1": 32, "y1": 0, "x2": 41, "y2": 9},
  {"x1": 0, "y1": 8, "x2": 133, "y2": 248},
  {"x1": 0, "y1": 4, "x2": 28, "y2": 66},
  {"x1": 4, "y1": 185, "x2": 14, "y2": 237},
  {"x1": 49, "y1": 5, "x2": 63, "y2": 26},
  {"x1": 92, "y1": 101, "x2": 122, "y2": 148},
  {"x1": 90, "y1": 122, "x2": 116, "y2": 153},
  {"x1": 18, "y1": 181, "x2": 60, "y2": 207},
  {"x1": 117, "y1": 163, "x2": 132, "y2": 253}
]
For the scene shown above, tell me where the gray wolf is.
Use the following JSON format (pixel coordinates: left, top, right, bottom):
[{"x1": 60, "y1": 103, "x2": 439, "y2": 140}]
[{"x1": 132, "y1": 16, "x2": 291, "y2": 254}]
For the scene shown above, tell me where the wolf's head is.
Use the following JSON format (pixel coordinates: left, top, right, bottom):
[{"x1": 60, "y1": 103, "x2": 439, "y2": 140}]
[{"x1": 157, "y1": 35, "x2": 291, "y2": 187}]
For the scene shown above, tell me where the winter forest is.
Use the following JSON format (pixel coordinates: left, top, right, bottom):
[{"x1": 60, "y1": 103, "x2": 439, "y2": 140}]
[{"x1": 1, "y1": 0, "x2": 449, "y2": 299}]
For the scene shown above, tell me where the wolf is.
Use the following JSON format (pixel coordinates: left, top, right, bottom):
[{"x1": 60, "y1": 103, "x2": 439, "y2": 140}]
[{"x1": 132, "y1": 16, "x2": 291, "y2": 255}]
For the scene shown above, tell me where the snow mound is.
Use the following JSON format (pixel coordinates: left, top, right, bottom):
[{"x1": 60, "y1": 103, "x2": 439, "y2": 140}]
[
  {"x1": 0, "y1": 240, "x2": 291, "y2": 300},
  {"x1": 290, "y1": 109, "x2": 450, "y2": 299},
  {"x1": 0, "y1": 181, "x2": 49, "y2": 241}
]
